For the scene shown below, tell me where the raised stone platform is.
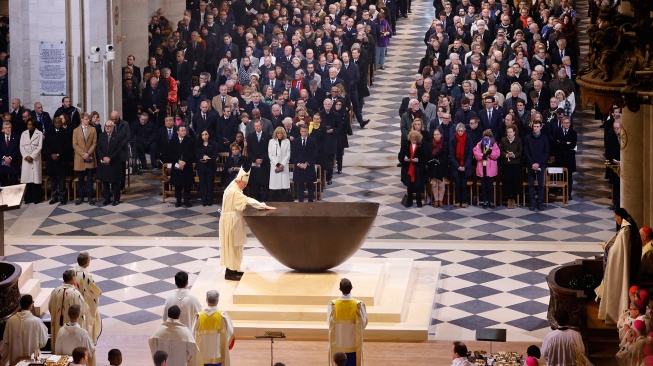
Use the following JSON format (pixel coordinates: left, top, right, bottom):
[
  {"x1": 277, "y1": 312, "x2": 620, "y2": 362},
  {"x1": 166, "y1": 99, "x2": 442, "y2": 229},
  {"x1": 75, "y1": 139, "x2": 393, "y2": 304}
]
[{"x1": 190, "y1": 256, "x2": 440, "y2": 341}]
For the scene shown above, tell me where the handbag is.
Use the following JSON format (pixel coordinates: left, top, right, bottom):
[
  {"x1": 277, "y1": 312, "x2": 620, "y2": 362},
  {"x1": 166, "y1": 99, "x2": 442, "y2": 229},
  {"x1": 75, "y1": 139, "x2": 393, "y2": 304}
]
[{"x1": 401, "y1": 193, "x2": 408, "y2": 206}]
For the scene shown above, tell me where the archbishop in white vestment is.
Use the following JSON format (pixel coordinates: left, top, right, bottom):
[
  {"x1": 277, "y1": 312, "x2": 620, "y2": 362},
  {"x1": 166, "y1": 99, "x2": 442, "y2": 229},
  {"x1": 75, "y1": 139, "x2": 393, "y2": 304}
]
[
  {"x1": 0, "y1": 296, "x2": 48, "y2": 366},
  {"x1": 219, "y1": 168, "x2": 272, "y2": 275},
  {"x1": 48, "y1": 270, "x2": 89, "y2": 352},
  {"x1": 327, "y1": 279, "x2": 367, "y2": 366},
  {"x1": 149, "y1": 306, "x2": 198, "y2": 366},
  {"x1": 73, "y1": 253, "x2": 102, "y2": 345}
]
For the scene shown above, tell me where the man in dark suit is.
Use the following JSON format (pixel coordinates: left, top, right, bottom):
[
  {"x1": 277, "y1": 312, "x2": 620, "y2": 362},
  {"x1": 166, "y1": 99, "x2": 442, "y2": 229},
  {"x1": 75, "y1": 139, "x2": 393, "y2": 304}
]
[
  {"x1": 246, "y1": 120, "x2": 271, "y2": 201},
  {"x1": 154, "y1": 117, "x2": 177, "y2": 168},
  {"x1": 269, "y1": 104, "x2": 285, "y2": 128},
  {"x1": 192, "y1": 100, "x2": 218, "y2": 138},
  {"x1": 185, "y1": 31, "x2": 206, "y2": 75},
  {"x1": 142, "y1": 77, "x2": 168, "y2": 127},
  {"x1": 308, "y1": 81, "x2": 326, "y2": 112},
  {"x1": 319, "y1": 99, "x2": 341, "y2": 185},
  {"x1": 131, "y1": 112, "x2": 156, "y2": 170},
  {"x1": 281, "y1": 77, "x2": 300, "y2": 103},
  {"x1": 96, "y1": 121, "x2": 123, "y2": 206},
  {"x1": 244, "y1": 91, "x2": 271, "y2": 120},
  {"x1": 282, "y1": 117, "x2": 300, "y2": 141},
  {"x1": 109, "y1": 111, "x2": 131, "y2": 192},
  {"x1": 125, "y1": 55, "x2": 142, "y2": 85},
  {"x1": 291, "y1": 125, "x2": 317, "y2": 202},
  {"x1": 265, "y1": 70, "x2": 285, "y2": 96},
  {"x1": 320, "y1": 67, "x2": 345, "y2": 93},
  {"x1": 478, "y1": 96, "x2": 503, "y2": 136},
  {"x1": 215, "y1": 105, "x2": 239, "y2": 152},
  {"x1": 341, "y1": 52, "x2": 369, "y2": 128},
  {"x1": 31, "y1": 102, "x2": 53, "y2": 132},
  {"x1": 172, "y1": 52, "x2": 193, "y2": 102},
  {"x1": 9, "y1": 98, "x2": 26, "y2": 134},
  {"x1": 0, "y1": 121, "x2": 20, "y2": 186},
  {"x1": 170, "y1": 125, "x2": 196, "y2": 207},
  {"x1": 553, "y1": 116, "x2": 577, "y2": 200},
  {"x1": 44, "y1": 117, "x2": 71, "y2": 204},
  {"x1": 54, "y1": 96, "x2": 81, "y2": 129}
]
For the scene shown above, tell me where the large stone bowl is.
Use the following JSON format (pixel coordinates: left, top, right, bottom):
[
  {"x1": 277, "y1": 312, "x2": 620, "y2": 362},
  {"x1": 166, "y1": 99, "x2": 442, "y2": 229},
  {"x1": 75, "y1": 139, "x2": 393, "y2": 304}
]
[
  {"x1": 242, "y1": 202, "x2": 379, "y2": 272},
  {"x1": 0, "y1": 261, "x2": 22, "y2": 322}
]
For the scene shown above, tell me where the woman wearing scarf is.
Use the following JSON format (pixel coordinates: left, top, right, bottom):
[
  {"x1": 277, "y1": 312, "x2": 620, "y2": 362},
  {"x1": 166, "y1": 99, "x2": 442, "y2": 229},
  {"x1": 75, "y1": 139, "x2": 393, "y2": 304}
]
[
  {"x1": 595, "y1": 207, "x2": 643, "y2": 325},
  {"x1": 427, "y1": 129, "x2": 448, "y2": 208},
  {"x1": 448, "y1": 123, "x2": 473, "y2": 207},
  {"x1": 398, "y1": 130, "x2": 426, "y2": 208},
  {"x1": 473, "y1": 130, "x2": 501, "y2": 209}
]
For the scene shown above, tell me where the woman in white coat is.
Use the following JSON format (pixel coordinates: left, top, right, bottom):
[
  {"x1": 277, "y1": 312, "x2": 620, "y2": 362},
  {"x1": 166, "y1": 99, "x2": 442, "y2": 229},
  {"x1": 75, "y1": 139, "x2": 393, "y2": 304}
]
[
  {"x1": 268, "y1": 126, "x2": 291, "y2": 201},
  {"x1": 20, "y1": 119, "x2": 44, "y2": 204}
]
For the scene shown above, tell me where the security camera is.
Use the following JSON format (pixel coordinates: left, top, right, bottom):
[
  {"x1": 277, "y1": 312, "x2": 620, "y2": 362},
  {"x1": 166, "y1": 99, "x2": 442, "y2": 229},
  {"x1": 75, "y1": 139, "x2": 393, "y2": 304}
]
[
  {"x1": 90, "y1": 46, "x2": 100, "y2": 63},
  {"x1": 105, "y1": 44, "x2": 115, "y2": 61}
]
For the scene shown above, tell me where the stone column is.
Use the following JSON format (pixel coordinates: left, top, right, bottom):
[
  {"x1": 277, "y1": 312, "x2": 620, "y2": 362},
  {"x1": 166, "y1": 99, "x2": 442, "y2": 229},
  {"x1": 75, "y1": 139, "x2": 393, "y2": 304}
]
[
  {"x1": 645, "y1": 105, "x2": 653, "y2": 226},
  {"x1": 620, "y1": 108, "x2": 644, "y2": 225}
]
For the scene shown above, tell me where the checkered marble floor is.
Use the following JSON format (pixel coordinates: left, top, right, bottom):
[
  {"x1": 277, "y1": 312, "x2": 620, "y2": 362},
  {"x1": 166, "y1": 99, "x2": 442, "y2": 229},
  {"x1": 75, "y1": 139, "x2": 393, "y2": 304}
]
[{"x1": 3, "y1": 0, "x2": 612, "y2": 343}]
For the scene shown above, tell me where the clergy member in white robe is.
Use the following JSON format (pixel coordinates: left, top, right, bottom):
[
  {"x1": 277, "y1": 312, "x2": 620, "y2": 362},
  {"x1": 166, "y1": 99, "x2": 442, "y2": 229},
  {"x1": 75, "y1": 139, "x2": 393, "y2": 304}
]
[
  {"x1": 596, "y1": 208, "x2": 642, "y2": 325},
  {"x1": 327, "y1": 278, "x2": 367, "y2": 366},
  {"x1": 48, "y1": 269, "x2": 89, "y2": 352},
  {"x1": 0, "y1": 295, "x2": 48, "y2": 366},
  {"x1": 541, "y1": 310, "x2": 584, "y2": 366},
  {"x1": 162, "y1": 271, "x2": 202, "y2": 330},
  {"x1": 219, "y1": 168, "x2": 275, "y2": 281},
  {"x1": 54, "y1": 305, "x2": 95, "y2": 366},
  {"x1": 616, "y1": 319, "x2": 647, "y2": 366},
  {"x1": 149, "y1": 306, "x2": 198, "y2": 366},
  {"x1": 73, "y1": 252, "x2": 102, "y2": 345},
  {"x1": 193, "y1": 290, "x2": 235, "y2": 366}
]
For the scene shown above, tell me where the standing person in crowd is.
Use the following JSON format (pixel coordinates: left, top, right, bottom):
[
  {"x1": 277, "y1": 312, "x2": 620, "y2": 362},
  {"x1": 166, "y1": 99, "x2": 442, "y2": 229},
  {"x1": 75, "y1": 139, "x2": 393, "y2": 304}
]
[
  {"x1": 374, "y1": 12, "x2": 392, "y2": 70},
  {"x1": 54, "y1": 96, "x2": 81, "y2": 129},
  {"x1": 171, "y1": 125, "x2": 196, "y2": 208},
  {"x1": 223, "y1": 142, "x2": 250, "y2": 187},
  {"x1": 0, "y1": 295, "x2": 48, "y2": 365},
  {"x1": 328, "y1": 278, "x2": 368, "y2": 366},
  {"x1": 291, "y1": 124, "x2": 317, "y2": 202},
  {"x1": 427, "y1": 128, "x2": 448, "y2": 208},
  {"x1": 193, "y1": 290, "x2": 235, "y2": 366},
  {"x1": 132, "y1": 113, "x2": 156, "y2": 170},
  {"x1": 0, "y1": 121, "x2": 19, "y2": 186},
  {"x1": 553, "y1": 116, "x2": 577, "y2": 200},
  {"x1": 246, "y1": 120, "x2": 271, "y2": 202},
  {"x1": 268, "y1": 126, "x2": 291, "y2": 201},
  {"x1": 220, "y1": 168, "x2": 275, "y2": 281},
  {"x1": 523, "y1": 119, "x2": 549, "y2": 211},
  {"x1": 399, "y1": 130, "x2": 426, "y2": 208},
  {"x1": 44, "y1": 117, "x2": 71, "y2": 205},
  {"x1": 48, "y1": 269, "x2": 89, "y2": 352},
  {"x1": 449, "y1": 123, "x2": 473, "y2": 208},
  {"x1": 32, "y1": 102, "x2": 53, "y2": 132},
  {"x1": 195, "y1": 129, "x2": 219, "y2": 207},
  {"x1": 333, "y1": 97, "x2": 350, "y2": 175},
  {"x1": 109, "y1": 112, "x2": 131, "y2": 194},
  {"x1": 473, "y1": 130, "x2": 500, "y2": 209},
  {"x1": 320, "y1": 99, "x2": 340, "y2": 185},
  {"x1": 499, "y1": 125, "x2": 522, "y2": 209},
  {"x1": 96, "y1": 120, "x2": 123, "y2": 206},
  {"x1": 596, "y1": 208, "x2": 642, "y2": 326},
  {"x1": 73, "y1": 252, "x2": 102, "y2": 346},
  {"x1": 72, "y1": 113, "x2": 97, "y2": 206},
  {"x1": 19, "y1": 119, "x2": 44, "y2": 204}
]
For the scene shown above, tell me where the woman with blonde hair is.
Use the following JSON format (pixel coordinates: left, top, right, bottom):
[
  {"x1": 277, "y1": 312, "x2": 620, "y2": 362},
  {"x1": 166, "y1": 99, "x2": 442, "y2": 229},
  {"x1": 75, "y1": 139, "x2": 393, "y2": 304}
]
[
  {"x1": 268, "y1": 126, "x2": 291, "y2": 201},
  {"x1": 399, "y1": 130, "x2": 427, "y2": 208}
]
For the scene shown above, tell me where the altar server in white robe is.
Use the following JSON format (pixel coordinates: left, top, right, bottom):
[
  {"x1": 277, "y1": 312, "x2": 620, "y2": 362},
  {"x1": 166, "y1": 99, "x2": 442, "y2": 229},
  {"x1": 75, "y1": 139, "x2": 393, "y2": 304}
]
[
  {"x1": 219, "y1": 168, "x2": 275, "y2": 281},
  {"x1": 327, "y1": 278, "x2": 367, "y2": 366},
  {"x1": 73, "y1": 252, "x2": 102, "y2": 345},
  {"x1": 162, "y1": 271, "x2": 202, "y2": 330},
  {"x1": 0, "y1": 295, "x2": 48, "y2": 366},
  {"x1": 193, "y1": 290, "x2": 235, "y2": 366},
  {"x1": 149, "y1": 306, "x2": 198, "y2": 366},
  {"x1": 55, "y1": 305, "x2": 95, "y2": 366},
  {"x1": 48, "y1": 269, "x2": 89, "y2": 352},
  {"x1": 542, "y1": 309, "x2": 585, "y2": 366}
]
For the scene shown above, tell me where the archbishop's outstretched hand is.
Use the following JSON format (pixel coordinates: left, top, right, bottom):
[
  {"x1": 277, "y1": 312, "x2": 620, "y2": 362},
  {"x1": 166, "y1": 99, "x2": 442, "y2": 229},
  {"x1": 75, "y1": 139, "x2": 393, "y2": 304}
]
[{"x1": 265, "y1": 206, "x2": 277, "y2": 210}]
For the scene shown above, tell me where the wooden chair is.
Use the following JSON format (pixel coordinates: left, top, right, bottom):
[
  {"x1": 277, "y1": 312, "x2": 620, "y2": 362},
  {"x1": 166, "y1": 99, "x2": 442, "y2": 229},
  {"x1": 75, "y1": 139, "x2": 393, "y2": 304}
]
[
  {"x1": 521, "y1": 167, "x2": 538, "y2": 207},
  {"x1": 545, "y1": 167, "x2": 569, "y2": 207},
  {"x1": 289, "y1": 164, "x2": 322, "y2": 201},
  {"x1": 72, "y1": 178, "x2": 101, "y2": 200},
  {"x1": 160, "y1": 164, "x2": 175, "y2": 202},
  {"x1": 217, "y1": 152, "x2": 230, "y2": 164}
]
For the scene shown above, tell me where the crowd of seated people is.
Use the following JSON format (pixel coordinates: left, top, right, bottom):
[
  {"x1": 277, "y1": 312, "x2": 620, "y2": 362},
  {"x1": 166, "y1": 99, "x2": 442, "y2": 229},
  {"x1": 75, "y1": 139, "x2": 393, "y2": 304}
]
[{"x1": 398, "y1": 0, "x2": 590, "y2": 210}]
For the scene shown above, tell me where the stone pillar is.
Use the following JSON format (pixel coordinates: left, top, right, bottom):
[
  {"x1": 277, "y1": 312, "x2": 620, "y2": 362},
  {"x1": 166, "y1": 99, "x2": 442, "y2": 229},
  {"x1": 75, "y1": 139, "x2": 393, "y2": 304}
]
[
  {"x1": 620, "y1": 108, "x2": 644, "y2": 225},
  {"x1": 645, "y1": 105, "x2": 653, "y2": 226}
]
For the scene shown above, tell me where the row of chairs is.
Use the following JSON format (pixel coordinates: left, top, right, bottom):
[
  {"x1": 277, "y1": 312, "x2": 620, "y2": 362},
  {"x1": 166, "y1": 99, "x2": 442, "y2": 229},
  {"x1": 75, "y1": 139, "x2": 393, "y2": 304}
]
[{"x1": 421, "y1": 166, "x2": 570, "y2": 207}]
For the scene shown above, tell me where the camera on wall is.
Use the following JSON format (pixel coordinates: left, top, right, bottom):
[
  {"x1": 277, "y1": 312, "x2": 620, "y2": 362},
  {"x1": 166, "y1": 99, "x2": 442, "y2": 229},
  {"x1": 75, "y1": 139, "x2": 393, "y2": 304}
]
[
  {"x1": 89, "y1": 46, "x2": 101, "y2": 63},
  {"x1": 105, "y1": 44, "x2": 115, "y2": 61}
]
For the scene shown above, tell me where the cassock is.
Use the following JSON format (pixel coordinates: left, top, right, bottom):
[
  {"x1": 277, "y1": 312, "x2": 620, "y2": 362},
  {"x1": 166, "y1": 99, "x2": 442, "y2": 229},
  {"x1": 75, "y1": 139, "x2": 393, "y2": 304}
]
[
  {"x1": 193, "y1": 306, "x2": 235, "y2": 366},
  {"x1": 0, "y1": 310, "x2": 48, "y2": 365},
  {"x1": 162, "y1": 288, "x2": 202, "y2": 330},
  {"x1": 541, "y1": 327, "x2": 584, "y2": 366},
  {"x1": 148, "y1": 319, "x2": 199, "y2": 366},
  {"x1": 73, "y1": 265, "x2": 102, "y2": 344},
  {"x1": 327, "y1": 294, "x2": 368, "y2": 366},
  {"x1": 48, "y1": 284, "x2": 89, "y2": 352},
  {"x1": 219, "y1": 169, "x2": 267, "y2": 272},
  {"x1": 54, "y1": 323, "x2": 95, "y2": 366},
  {"x1": 596, "y1": 220, "x2": 637, "y2": 325}
]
